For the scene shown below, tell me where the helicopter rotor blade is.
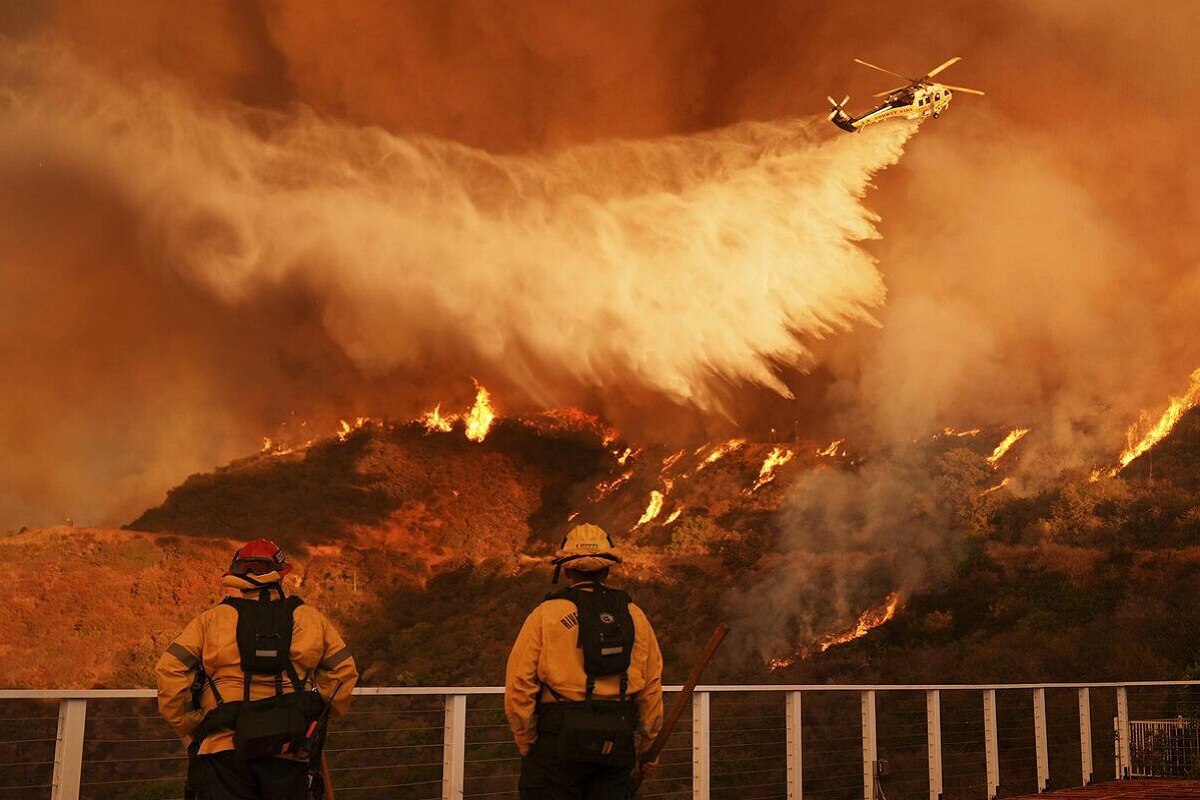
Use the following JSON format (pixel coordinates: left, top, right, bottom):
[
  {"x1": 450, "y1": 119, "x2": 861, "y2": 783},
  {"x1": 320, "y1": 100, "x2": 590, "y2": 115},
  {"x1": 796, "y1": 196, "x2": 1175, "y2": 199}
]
[
  {"x1": 853, "y1": 58, "x2": 915, "y2": 82},
  {"x1": 942, "y1": 83, "x2": 985, "y2": 96},
  {"x1": 873, "y1": 85, "x2": 908, "y2": 98},
  {"x1": 922, "y1": 56, "x2": 961, "y2": 80}
]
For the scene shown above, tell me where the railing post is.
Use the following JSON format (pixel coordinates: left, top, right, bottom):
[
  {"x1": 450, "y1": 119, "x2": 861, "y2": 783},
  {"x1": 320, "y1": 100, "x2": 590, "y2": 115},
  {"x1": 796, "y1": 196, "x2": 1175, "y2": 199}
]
[
  {"x1": 442, "y1": 693, "x2": 466, "y2": 800},
  {"x1": 1079, "y1": 688, "x2": 1093, "y2": 785},
  {"x1": 51, "y1": 698, "x2": 86, "y2": 800},
  {"x1": 862, "y1": 690, "x2": 877, "y2": 800},
  {"x1": 693, "y1": 691, "x2": 710, "y2": 800},
  {"x1": 1033, "y1": 687, "x2": 1049, "y2": 792},
  {"x1": 983, "y1": 689, "x2": 999, "y2": 800},
  {"x1": 786, "y1": 691, "x2": 803, "y2": 800},
  {"x1": 1115, "y1": 686, "x2": 1131, "y2": 779},
  {"x1": 926, "y1": 690, "x2": 943, "y2": 800}
]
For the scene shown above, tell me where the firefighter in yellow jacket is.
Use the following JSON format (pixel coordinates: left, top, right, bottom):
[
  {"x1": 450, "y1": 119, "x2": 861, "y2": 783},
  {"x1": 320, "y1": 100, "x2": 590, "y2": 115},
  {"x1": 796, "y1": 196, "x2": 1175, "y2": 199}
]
[
  {"x1": 156, "y1": 539, "x2": 358, "y2": 800},
  {"x1": 506, "y1": 524, "x2": 663, "y2": 800}
]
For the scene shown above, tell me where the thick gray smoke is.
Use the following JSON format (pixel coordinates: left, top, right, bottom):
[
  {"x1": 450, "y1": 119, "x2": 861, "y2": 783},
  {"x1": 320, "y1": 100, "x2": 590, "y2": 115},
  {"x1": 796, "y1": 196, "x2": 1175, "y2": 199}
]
[{"x1": 0, "y1": 44, "x2": 914, "y2": 528}]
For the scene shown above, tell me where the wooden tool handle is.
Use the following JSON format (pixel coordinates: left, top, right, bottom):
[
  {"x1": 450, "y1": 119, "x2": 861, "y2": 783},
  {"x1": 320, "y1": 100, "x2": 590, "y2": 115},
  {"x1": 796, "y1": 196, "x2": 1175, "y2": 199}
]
[{"x1": 631, "y1": 623, "x2": 731, "y2": 793}]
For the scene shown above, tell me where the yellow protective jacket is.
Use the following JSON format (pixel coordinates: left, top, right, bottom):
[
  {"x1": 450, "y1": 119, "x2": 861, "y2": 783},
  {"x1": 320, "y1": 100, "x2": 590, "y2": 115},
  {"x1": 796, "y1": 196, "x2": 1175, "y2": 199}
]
[
  {"x1": 155, "y1": 574, "x2": 358, "y2": 756},
  {"x1": 505, "y1": 584, "x2": 664, "y2": 757}
]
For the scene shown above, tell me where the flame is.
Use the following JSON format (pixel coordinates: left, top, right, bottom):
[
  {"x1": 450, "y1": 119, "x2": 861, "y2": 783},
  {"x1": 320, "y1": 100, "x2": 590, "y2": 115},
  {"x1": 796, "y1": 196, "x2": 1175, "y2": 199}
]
[
  {"x1": 987, "y1": 428, "x2": 1030, "y2": 466},
  {"x1": 661, "y1": 450, "x2": 686, "y2": 471},
  {"x1": 750, "y1": 447, "x2": 795, "y2": 492},
  {"x1": 420, "y1": 403, "x2": 455, "y2": 433},
  {"x1": 1117, "y1": 369, "x2": 1200, "y2": 470},
  {"x1": 594, "y1": 470, "x2": 633, "y2": 501},
  {"x1": 616, "y1": 447, "x2": 635, "y2": 465},
  {"x1": 817, "y1": 593, "x2": 901, "y2": 653},
  {"x1": 768, "y1": 592, "x2": 902, "y2": 671},
  {"x1": 567, "y1": 511, "x2": 580, "y2": 522},
  {"x1": 696, "y1": 438, "x2": 747, "y2": 472},
  {"x1": 336, "y1": 416, "x2": 371, "y2": 442},
  {"x1": 942, "y1": 427, "x2": 981, "y2": 438},
  {"x1": 261, "y1": 437, "x2": 274, "y2": 453},
  {"x1": 815, "y1": 439, "x2": 845, "y2": 457},
  {"x1": 664, "y1": 507, "x2": 684, "y2": 525},
  {"x1": 634, "y1": 490, "x2": 665, "y2": 528},
  {"x1": 979, "y1": 477, "x2": 1011, "y2": 497},
  {"x1": 464, "y1": 383, "x2": 496, "y2": 443}
]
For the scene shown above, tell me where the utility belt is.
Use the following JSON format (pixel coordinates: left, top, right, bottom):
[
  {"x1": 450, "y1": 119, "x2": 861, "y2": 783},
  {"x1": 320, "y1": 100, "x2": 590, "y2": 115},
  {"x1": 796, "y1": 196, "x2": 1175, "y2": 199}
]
[
  {"x1": 194, "y1": 689, "x2": 327, "y2": 760},
  {"x1": 537, "y1": 676, "x2": 638, "y2": 766}
]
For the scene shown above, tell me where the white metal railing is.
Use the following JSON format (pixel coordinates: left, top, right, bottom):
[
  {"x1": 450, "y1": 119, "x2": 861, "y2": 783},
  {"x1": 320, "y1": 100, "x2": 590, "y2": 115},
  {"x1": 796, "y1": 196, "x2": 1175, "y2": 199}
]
[
  {"x1": 1128, "y1": 718, "x2": 1200, "y2": 778},
  {"x1": 3, "y1": 681, "x2": 1200, "y2": 800}
]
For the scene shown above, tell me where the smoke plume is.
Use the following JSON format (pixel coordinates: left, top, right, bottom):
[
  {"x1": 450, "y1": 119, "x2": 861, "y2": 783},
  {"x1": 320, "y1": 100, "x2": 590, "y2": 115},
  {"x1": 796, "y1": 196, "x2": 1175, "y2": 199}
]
[
  {"x1": 2, "y1": 0, "x2": 1199, "y2": 549},
  {"x1": 0, "y1": 41, "x2": 911, "y2": 527}
]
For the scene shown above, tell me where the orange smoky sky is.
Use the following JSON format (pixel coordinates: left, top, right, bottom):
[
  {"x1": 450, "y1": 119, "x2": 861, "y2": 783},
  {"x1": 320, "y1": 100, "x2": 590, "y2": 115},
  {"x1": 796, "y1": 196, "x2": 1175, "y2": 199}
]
[{"x1": 1, "y1": 1, "x2": 1198, "y2": 528}]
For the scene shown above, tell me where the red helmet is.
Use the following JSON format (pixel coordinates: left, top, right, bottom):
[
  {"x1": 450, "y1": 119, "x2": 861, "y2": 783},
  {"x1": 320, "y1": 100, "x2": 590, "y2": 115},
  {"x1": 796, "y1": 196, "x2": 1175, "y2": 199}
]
[{"x1": 227, "y1": 538, "x2": 292, "y2": 578}]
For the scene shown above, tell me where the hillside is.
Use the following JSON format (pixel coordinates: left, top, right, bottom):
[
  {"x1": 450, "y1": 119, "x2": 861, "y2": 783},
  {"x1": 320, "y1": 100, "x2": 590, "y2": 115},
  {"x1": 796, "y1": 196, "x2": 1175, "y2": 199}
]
[{"x1": 3, "y1": 408, "x2": 1200, "y2": 689}]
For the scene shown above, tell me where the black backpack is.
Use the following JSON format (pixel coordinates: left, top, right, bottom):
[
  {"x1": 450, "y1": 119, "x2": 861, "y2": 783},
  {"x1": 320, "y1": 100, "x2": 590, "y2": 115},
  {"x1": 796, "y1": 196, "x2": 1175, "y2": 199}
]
[
  {"x1": 199, "y1": 592, "x2": 326, "y2": 760},
  {"x1": 542, "y1": 582, "x2": 639, "y2": 765}
]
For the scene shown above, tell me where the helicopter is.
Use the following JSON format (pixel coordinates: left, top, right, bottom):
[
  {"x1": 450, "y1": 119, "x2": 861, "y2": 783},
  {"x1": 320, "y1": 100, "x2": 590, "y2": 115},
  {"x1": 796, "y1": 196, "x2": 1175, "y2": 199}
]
[{"x1": 828, "y1": 56, "x2": 983, "y2": 133}]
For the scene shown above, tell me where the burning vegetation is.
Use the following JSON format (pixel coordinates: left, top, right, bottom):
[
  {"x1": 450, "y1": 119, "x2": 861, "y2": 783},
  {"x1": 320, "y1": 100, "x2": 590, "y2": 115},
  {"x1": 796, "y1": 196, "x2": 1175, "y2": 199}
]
[
  {"x1": 987, "y1": 428, "x2": 1029, "y2": 466},
  {"x1": 768, "y1": 592, "x2": 903, "y2": 671},
  {"x1": 749, "y1": 447, "x2": 795, "y2": 493},
  {"x1": 1093, "y1": 367, "x2": 1200, "y2": 480}
]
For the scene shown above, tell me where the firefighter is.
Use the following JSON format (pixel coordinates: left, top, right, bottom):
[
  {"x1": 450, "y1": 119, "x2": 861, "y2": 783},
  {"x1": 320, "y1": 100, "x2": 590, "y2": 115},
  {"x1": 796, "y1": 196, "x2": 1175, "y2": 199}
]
[
  {"x1": 505, "y1": 524, "x2": 664, "y2": 800},
  {"x1": 156, "y1": 538, "x2": 358, "y2": 800}
]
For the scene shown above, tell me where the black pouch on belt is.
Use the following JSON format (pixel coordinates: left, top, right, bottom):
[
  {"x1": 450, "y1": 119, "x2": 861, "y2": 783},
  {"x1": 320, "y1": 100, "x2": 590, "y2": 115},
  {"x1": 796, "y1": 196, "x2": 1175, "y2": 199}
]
[
  {"x1": 232, "y1": 690, "x2": 325, "y2": 760},
  {"x1": 553, "y1": 699, "x2": 637, "y2": 766}
]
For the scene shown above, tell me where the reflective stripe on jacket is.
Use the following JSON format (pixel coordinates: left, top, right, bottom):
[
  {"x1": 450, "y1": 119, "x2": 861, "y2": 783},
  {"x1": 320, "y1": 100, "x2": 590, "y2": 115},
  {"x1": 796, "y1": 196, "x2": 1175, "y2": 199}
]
[
  {"x1": 155, "y1": 583, "x2": 358, "y2": 756},
  {"x1": 504, "y1": 588, "x2": 664, "y2": 757}
]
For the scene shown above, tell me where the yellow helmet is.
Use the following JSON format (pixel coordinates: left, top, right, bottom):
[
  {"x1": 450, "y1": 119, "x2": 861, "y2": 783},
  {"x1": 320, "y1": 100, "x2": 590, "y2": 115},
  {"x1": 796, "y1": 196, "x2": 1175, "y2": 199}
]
[{"x1": 552, "y1": 523, "x2": 621, "y2": 582}]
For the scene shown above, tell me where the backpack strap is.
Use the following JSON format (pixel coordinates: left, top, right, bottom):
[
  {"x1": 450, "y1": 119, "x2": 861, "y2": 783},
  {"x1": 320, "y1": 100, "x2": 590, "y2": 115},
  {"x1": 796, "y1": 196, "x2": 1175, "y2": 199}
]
[{"x1": 222, "y1": 593, "x2": 307, "y2": 700}]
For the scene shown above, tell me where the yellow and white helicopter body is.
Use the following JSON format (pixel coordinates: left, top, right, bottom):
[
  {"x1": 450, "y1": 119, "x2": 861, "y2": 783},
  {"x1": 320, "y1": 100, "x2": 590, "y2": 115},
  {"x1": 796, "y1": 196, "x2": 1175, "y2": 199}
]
[{"x1": 828, "y1": 57, "x2": 983, "y2": 133}]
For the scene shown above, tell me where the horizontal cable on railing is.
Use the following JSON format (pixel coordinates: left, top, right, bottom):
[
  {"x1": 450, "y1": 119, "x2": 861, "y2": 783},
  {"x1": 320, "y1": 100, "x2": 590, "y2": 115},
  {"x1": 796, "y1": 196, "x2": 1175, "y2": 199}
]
[
  {"x1": 329, "y1": 761, "x2": 442, "y2": 773},
  {"x1": 82, "y1": 754, "x2": 185, "y2": 764},
  {"x1": 80, "y1": 774, "x2": 185, "y2": 786},
  {"x1": 326, "y1": 742, "x2": 441, "y2": 753}
]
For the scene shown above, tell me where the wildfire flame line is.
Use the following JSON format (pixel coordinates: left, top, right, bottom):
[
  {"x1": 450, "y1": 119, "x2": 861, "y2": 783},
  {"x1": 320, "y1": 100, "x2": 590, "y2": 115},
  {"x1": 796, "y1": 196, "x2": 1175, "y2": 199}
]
[
  {"x1": 421, "y1": 404, "x2": 454, "y2": 433},
  {"x1": 418, "y1": 382, "x2": 497, "y2": 442},
  {"x1": 696, "y1": 438, "x2": 747, "y2": 472},
  {"x1": 593, "y1": 470, "x2": 633, "y2": 501},
  {"x1": 635, "y1": 490, "x2": 665, "y2": 528},
  {"x1": 768, "y1": 592, "x2": 902, "y2": 671},
  {"x1": 987, "y1": 428, "x2": 1029, "y2": 466},
  {"x1": 750, "y1": 447, "x2": 795, "y2": 493},
  {"x1": 1118, "y1": 369, "x2": 1200, "y2": 470},
  {"x1": 817, "y1": 592, "x2": 901, "y2": 653},
  {"x1": 815, "y1": 439, "x2": 845, "y2": 457},
  {"x1": 979, "y1": 477, "x2": 1011, "y2": 497}
]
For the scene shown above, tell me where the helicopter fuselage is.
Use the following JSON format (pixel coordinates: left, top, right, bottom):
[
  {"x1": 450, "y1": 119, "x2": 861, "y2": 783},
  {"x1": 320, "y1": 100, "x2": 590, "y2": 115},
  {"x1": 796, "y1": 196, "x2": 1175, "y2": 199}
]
[{"x1": 831, "y1": 82, "x2": 955, "y2": 133}]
